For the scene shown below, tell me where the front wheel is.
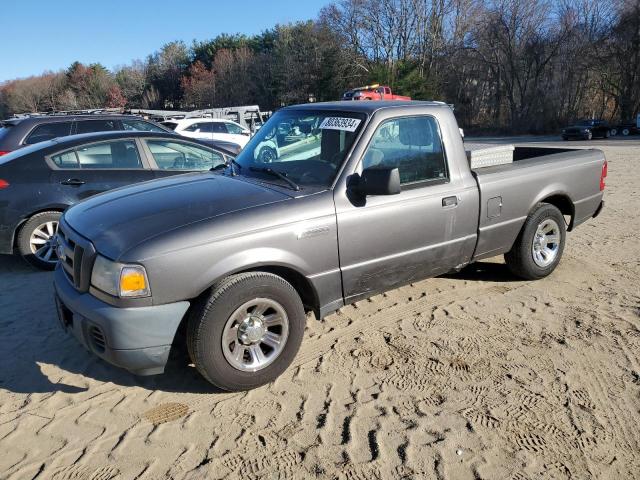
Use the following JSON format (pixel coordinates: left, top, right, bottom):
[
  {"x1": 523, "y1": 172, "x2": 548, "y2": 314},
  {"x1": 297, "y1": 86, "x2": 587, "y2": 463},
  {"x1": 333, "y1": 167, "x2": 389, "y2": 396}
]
[
  {"x1": 17, "y1": 211, "x2": 61, "y2": 270},
  {"x1": 258, "y1": 146, "x2": 277, "y2": 163},
  {"x1": 187, "y1": 272, "x2": 306, "y2": 391},
  {"x1": 504, "y1": 203, "x2": 566, "y2": 280}
]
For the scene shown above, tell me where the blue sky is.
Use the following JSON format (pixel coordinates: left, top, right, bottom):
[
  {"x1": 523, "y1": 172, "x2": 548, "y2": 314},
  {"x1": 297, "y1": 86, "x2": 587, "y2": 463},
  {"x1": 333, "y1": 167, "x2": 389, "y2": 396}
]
[{"x1": 1, "y1": 0, "x2": 331, "y2": 82}]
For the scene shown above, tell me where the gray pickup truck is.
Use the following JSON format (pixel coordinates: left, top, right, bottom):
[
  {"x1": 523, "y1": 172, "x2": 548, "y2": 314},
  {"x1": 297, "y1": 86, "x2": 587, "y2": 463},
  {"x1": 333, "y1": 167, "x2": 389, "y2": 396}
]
[{"x1": 53, "y1": 101, "x2": 606, "y2": 391}]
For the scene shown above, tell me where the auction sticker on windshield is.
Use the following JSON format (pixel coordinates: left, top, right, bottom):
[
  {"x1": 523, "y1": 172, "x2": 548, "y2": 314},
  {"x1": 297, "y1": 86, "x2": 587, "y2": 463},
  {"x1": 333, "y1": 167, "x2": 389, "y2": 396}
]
[{"x1": 320, "y1": 117, "x2": 362, "y2": 132}]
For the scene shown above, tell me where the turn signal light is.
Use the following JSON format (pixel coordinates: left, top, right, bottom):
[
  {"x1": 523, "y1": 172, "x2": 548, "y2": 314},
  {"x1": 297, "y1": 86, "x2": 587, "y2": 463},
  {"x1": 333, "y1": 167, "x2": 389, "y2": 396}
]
[
  {"x1": 0, "y1": 179, "x2": 9, "y2": 189},
  {"x1": 119, "y1": 266, "x2": 149, "y2": 297}
]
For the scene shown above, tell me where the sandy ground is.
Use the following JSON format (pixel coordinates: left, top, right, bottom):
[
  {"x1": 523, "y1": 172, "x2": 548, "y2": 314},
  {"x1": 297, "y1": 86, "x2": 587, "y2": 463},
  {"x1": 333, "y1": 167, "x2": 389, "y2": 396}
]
[{"x1": 1, "y1": 142, "x2": 639, "y2": 480}]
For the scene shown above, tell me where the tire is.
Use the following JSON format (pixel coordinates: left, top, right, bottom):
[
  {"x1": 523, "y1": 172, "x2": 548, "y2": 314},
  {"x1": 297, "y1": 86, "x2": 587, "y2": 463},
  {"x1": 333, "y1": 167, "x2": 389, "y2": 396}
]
[
  {"x1": 17, "y1": 211, "x2": 61, "y2": 270},
  {"x1": 622, "y1": 128, "x2": 630, "y2": 136},
  {"x1": 585, "y1": 131, "x2": 593, "y2": 140},
  {"x1": 610, "y1": 128, "x2": 618, "y2": 136},
  {"x1": 187, "y1": 272, "x2": 306, "y2": 391},
  {"x1": 258, "y1": 146, "x2": 277, "y2": 163},
  {"x1": 504, "y1": 203, "x2": 566, "y2": 280},
  {"x1": 605, "y1": 130, "x2": 610, "y2": 138}
]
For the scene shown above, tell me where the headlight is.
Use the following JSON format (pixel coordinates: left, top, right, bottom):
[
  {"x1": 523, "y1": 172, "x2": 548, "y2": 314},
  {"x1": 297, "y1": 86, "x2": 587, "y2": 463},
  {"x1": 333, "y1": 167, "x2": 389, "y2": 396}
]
[{"x1": 91, "y1": 255, "x2": 150, "y2": 298}]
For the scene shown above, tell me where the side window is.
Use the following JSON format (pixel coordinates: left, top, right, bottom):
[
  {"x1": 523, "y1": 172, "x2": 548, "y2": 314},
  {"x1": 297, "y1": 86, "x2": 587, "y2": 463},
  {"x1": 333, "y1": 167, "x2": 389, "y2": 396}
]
[
  {"x1": 224, "y1": 122, "x2": 244, "y2": 134},
  {"x1": 146, "y1": 140, "x2": 225, "y2": 171},
  {"x1": 210, "y1": 122, "x2": 228, "y2": 133},
  {"x1": 25, "y1": 122, "x2": 73, "y2": 145},
  {"x1": 75, "y1": 120, "x2": 119, "y2": 134},
  {"x1": 197, "y1": 123, "x2": 215, "y2": 133},
  {"x1": 51, "y1": 150, "x2": 79, "y2": 168},
  {"x1": 362, "y1": 116, "x2": 448, "y2": 185},
  {"x1": 183, "y1": 123, "x2": 200, "y2": 132},
  {"x1": 121, "y1": 119, "x2": 166, "y2": 132},
  {"x1": 76, "y1": 140, "x2": 142, "y2": 169}
]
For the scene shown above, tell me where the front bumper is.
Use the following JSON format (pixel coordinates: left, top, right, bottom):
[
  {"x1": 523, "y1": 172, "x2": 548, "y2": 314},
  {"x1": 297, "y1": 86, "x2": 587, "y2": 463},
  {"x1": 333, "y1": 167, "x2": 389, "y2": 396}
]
[
  {"x1": 562, "y1": 131, "x2": 590, "y2": 139},
  {"x1": 53, "y1": 265, "x2": 190, "y2": 375}
]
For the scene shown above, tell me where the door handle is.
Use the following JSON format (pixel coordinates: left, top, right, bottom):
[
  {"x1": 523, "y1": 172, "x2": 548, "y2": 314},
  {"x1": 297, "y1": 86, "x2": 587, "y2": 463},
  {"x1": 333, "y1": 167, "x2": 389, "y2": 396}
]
[
  {"x1": 60, "y1": 178, "x2": 86, "y2": 186},
  {"x1": 442, "y1": 196, "x2": 458, "y2": 207}
]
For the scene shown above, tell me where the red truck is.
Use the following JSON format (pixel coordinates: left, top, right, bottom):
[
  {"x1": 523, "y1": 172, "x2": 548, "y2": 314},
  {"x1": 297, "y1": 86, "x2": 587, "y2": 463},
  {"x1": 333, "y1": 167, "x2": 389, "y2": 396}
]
[{"x1": 342, "y1": 84, "x2": 411, "y2": 101}]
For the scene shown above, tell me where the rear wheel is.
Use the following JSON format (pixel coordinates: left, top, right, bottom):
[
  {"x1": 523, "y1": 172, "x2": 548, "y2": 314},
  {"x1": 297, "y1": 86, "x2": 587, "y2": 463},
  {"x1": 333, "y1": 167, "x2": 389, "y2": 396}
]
[
  {"x1": 622, "y1": 128, "x2": 630, "y2": 136},
  {"x1": 17, "y1": 211, "x2": 61, "y2": 270},
  {"x1": 187, "y1": 272, "x2": 306, "y2": 391},
  {"x1": 610, "y1": 128, "x2": 618, "y2": 136},
  {"x1": 504, "y1": 203, "x2": 566, "y2": 280}
]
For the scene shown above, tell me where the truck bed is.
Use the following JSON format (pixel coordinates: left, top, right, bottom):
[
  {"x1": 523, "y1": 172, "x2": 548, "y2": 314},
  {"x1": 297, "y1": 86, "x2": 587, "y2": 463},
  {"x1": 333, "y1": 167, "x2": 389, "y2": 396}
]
[{"x1": 470, "y1": 147, "x2": 605, "y2": 261}]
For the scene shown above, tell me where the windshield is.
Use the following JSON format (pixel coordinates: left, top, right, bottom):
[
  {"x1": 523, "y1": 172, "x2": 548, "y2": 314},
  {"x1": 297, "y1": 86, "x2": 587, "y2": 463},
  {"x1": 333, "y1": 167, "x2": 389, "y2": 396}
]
[
  {"x1": 576, "y1": 120, "x2": 594, "y2": 126},
  {"x1": 233, "y1": 110, "x2": 367, "y2": 189}
]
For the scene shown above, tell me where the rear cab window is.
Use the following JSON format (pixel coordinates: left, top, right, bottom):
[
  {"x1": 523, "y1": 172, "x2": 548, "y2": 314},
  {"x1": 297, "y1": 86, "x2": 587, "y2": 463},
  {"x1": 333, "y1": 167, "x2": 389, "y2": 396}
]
[{"x1": 24, "y1": 122, "x2": 73, "y2": 145}]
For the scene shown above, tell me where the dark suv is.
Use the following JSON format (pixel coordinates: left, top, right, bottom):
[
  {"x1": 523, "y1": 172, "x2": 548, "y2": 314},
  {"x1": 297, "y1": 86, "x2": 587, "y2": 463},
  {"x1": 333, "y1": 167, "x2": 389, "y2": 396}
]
[{"x1": 0, "y1": 114, "x2": 170, "y2": 155}]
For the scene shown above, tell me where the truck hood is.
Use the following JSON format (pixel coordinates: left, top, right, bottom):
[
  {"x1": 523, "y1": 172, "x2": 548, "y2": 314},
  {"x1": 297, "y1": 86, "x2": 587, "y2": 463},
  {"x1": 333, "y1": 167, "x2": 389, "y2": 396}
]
[{"x1": 64, "y1": 173, "x2": 290, "y2": 260}]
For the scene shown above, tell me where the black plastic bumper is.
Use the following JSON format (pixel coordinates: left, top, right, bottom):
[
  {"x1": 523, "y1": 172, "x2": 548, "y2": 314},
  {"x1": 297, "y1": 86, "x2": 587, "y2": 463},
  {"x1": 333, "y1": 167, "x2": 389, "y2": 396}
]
[{"x1": 593, "y1": 200, "x2": 604, "y2": 218}]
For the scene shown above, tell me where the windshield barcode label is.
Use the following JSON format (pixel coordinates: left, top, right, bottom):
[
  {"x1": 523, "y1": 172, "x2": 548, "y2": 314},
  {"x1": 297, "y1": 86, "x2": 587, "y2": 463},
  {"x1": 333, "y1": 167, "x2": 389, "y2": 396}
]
[{"x1": 320, "y1": 117, "x2": 361, "y2": 132}]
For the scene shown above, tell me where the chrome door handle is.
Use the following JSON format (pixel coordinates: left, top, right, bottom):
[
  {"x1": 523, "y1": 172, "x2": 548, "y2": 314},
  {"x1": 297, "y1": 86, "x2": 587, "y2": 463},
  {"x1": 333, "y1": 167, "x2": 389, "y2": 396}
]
[
  {"x1": 442, "y1": 196, "x2": 458, "y2": 207},
  {"x1": 61, "y1": 178, "x2": 85, "y2": 186}
]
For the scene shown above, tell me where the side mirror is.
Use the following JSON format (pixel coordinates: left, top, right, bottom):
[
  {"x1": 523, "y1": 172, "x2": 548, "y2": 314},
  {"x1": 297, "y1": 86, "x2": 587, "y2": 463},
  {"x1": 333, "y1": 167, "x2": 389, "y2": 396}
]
[{"x1": 354, "y1": 167, "x2": 401, "y2": 196}]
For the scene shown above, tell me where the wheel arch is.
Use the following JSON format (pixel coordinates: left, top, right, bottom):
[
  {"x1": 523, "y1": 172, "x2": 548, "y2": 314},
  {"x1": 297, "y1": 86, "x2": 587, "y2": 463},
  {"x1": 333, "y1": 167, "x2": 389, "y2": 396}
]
[
  {"x1": 194, "y1": 262, "x2": 321, "y2": 319},
  {"x1": 13, "y1": 205, "x2": 69, "y2": 248},
  {"x1": 536, "y1": 194, "x2": 575, "y2": 231}
]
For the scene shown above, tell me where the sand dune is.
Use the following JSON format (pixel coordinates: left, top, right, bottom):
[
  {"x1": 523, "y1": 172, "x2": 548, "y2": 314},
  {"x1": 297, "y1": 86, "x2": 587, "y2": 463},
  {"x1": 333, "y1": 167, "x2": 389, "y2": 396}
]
[{"x1": 1, "y1": 145, "x2": 638, "y2": 479}]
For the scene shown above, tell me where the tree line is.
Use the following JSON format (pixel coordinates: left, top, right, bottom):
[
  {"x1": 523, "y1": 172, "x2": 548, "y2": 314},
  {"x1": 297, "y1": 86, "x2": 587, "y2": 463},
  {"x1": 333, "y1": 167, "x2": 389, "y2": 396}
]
[{"x1": 1, "y1": 0, "x2": 638, "y2": 133}]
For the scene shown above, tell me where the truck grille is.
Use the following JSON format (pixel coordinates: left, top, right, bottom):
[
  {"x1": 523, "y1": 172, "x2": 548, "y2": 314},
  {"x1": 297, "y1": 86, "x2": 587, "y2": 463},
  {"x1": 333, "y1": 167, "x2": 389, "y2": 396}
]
[{"x1": 56, "y1": 218, "x2": 96, "y2": 292}]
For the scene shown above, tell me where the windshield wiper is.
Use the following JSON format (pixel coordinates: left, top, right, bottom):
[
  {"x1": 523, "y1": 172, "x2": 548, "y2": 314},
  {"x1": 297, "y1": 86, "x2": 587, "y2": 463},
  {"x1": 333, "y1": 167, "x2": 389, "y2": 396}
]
[{"x1": 249, "y1": 166, "x2": 300, "y2": 191}]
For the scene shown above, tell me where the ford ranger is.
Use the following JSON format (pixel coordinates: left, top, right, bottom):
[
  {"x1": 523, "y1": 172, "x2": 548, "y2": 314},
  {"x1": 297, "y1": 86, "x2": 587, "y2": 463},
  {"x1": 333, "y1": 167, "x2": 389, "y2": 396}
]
[{"x1": 53, "y1": 101, "x2": 606, "y2": 391}]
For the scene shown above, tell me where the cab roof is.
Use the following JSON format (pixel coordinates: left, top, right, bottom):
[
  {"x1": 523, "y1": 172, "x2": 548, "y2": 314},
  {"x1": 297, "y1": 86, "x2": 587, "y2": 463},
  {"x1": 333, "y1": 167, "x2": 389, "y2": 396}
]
[{"x1": 284, "y1": 100, "x2": 451, "y2": 115}]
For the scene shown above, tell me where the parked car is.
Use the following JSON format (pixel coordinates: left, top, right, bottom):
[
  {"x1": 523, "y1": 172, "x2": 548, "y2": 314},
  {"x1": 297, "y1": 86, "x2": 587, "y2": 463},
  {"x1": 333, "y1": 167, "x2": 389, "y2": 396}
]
[
  {"x1": 161, "y1": 118, "x2": 251, "y2": 147},
  {"x1": 197, "y1": 138, "x2": 243, "y2": 155},
  {"x1": 0, "y1": 131, "x2": 232, "y2": 269},
  {"x1": 0, "y1": 114, "x2": 171, "y2": 156},
  {"x1": 342, "y1": 84, "x2": 411, "y2": 101},
  {"x1": 561, "y1": 119, "x2": 610, "y2": 140},
  {"x1": 53, "y1": 100, "x2": 606, "y2": 391}
]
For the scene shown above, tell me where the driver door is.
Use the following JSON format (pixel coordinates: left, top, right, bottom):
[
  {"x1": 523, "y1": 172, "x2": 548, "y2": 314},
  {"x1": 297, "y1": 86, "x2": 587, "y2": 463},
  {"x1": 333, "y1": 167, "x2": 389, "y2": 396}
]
[{"x1": 335, "y1": 115, "x2": 477, "y2": 303}]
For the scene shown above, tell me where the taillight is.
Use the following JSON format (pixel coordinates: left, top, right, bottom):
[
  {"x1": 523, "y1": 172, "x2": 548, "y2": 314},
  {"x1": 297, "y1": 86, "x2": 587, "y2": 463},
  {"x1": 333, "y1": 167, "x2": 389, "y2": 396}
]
[
  {"x1": 0, "y1": 179, "x2": 9, "y2": 189},
  {"x1": 0, "y1": 151, "x2": 9, "y2": 156},
  {"x1": 600, "y1": 159, "x2": 607, "y2": 191}
]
